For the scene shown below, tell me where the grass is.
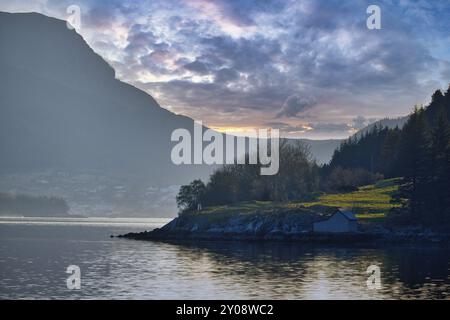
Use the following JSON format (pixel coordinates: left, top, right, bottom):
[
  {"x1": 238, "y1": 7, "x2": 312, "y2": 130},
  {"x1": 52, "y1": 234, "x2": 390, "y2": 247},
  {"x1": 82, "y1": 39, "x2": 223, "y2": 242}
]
[
  {"x1": 301, "y1": 178, "x2": 402, "y2": 219},
  {"x1": 184, "y1": 200, "x2": 292, "y2": 223},
  {"x1": 184, "y1": 178, "x2": 402, "y2": 223}
]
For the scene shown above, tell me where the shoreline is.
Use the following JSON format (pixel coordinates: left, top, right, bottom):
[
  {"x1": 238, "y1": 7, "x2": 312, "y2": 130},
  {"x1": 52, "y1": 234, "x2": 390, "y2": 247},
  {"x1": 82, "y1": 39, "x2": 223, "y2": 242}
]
[{"x1": 117, "y1": 216, "x2": 450, "y2": 247}]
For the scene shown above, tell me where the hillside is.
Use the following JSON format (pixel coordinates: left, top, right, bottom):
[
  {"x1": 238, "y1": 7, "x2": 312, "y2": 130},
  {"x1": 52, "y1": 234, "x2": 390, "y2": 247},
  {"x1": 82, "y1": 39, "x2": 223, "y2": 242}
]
[
  {"x1": 0, "y1": 12, "x2": 213, "y2": 186},
  {"x1": 187, "y1": 177, "x2": 401, "y2": 220},
  {"x1": 353, "y1": 117, "x2": 408, "y2": 139},
  {"x1": 126, "y1": 178, "x2": 399, "y2": 234},
  {"x1": 119, "y1": 178, "x2": 412, "y2": 242},
  {"x1": 301, "y1": 178, "x2": 401, "y2": 218}
]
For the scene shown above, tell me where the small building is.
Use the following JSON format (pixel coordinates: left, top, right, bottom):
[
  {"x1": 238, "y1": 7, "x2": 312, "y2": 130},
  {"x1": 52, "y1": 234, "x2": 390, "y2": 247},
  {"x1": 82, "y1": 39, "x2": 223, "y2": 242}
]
[{"x1": 313, "y1": 209, "x2": 358, "y2": 233}]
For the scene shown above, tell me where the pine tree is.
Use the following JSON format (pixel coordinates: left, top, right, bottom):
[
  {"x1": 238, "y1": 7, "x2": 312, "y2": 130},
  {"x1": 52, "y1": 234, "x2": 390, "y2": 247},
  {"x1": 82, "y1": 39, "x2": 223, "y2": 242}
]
[
  {"x1": 395, "y1": 107, "x2": 431, "y2": 222},
  {"x1": 429, "y1": 109, "x2": 450, "y2": 224},
  {"x1": 380, "y1": 127, "x2": 401, "y2": 176}
]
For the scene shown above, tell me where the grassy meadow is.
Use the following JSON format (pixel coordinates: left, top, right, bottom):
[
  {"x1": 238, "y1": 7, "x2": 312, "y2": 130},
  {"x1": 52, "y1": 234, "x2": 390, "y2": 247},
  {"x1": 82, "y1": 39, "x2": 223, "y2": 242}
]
[{"x1": 183, "y1": 178, "x2": 402, "y2": 223}]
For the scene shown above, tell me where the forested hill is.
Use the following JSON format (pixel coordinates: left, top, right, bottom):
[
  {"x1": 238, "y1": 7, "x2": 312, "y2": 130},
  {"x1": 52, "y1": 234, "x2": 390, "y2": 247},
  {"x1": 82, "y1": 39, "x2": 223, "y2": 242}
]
[
  {"x1": 352, "y1": 117, "x2": 408, "y2": 140},
  {"x1": 0, "y1": 193, "x2": 70, "y2": 217},
  {"x1": 327, "y1": 87, "x2": 450, "y2": 177},
  {"x1": 325, "y1": 86, "x2": 450, "y2": 226}
]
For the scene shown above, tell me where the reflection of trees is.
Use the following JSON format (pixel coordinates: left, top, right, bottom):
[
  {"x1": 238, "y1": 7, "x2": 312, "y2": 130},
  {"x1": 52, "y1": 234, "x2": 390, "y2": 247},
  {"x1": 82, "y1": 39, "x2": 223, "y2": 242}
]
[
  {"x1": 167, "y1": 242, "x2": 378, "y2": 299},
  {"x1": 165, "y1": 241, "x2": 450, "y2": 299},
  {"x1": 168, "y1": 241, "x2": 315, "y2": 299},
  {"x1": 380, "y1": 247, "x2": 450, "y2": 299}
]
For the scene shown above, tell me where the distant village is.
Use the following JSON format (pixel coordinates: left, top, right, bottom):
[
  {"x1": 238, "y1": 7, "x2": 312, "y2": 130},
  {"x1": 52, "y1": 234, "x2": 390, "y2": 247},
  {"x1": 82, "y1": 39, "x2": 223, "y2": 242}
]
[{"x1": 0, "y1": 171, "x2": 179, "y2": 217}]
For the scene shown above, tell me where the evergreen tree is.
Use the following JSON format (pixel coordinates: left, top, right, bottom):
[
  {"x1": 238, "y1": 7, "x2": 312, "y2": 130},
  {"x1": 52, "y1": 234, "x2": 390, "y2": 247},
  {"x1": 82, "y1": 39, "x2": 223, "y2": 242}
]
[
  {"x1": 380, "y1": 127, "x2": 401, "y2": 176},
  {"x1": 429, "y1": 109, "x2": 450, "y2": 224},
  {"x1": 395, "y1": 107, "x2": 431, "y2": 222}
]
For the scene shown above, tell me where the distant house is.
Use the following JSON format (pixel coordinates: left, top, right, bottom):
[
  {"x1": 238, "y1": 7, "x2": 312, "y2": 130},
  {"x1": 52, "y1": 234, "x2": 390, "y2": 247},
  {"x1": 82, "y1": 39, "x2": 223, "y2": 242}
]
[{"x1": 313, "y1": 209, "x2": 358, "y2": 233}]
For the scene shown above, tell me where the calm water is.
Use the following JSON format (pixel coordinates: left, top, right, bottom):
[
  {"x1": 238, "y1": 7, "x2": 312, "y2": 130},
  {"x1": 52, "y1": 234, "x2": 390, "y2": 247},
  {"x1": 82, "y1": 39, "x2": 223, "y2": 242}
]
[{"x1": 0, "y1": 217, "x2": 449, "y2": 299}]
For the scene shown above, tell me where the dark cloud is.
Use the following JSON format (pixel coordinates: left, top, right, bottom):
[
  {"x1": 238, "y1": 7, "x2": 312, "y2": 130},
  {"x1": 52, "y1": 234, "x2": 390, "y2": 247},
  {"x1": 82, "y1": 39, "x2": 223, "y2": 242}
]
[
  {"x1": 5, "y1": 0, "x2": 449, "y2": 139},
  {"x1": 183, "y1": 60, "x2": 212, "y2": 74},
  {"x1": 199, "y1": 35, "x2": 282, "y2": 72},
  {"x1": 214, "y1": 68, "x2": 239, "y2": 83},
  {"x1": 276, "y1": 95, "x2": 316, "y2": 118}
]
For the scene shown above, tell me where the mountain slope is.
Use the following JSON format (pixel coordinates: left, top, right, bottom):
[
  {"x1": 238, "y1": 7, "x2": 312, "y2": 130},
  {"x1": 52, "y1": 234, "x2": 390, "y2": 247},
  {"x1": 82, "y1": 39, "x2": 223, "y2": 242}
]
[
  {"x1": 0, "y1": 12, "x2": 212, "y2": 185},
  {"x1": 353, "y1": 116, "x2": 408, "y2": 139},
  {"x1": 299, "y1": 138, "x2": 342, "y2": 164},
  {"x1": 0, "y1": 12, "x2": 344, "y2": 215},
  {"x1": 0, "y1": 12, "x2": 341, "y2": 179}
]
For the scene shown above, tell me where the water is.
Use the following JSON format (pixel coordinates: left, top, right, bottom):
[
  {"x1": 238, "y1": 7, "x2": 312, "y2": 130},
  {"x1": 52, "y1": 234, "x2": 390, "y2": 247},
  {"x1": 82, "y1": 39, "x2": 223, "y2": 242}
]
[{"x1": 1, "y1": 217, "x2": 449, "y2": 299}]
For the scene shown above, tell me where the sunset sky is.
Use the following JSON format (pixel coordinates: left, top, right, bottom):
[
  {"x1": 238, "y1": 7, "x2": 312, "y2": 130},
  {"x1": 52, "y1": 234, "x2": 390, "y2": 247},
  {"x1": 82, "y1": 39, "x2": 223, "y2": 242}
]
[{"x1": 2, "y1": 0, "x2": 449, "y2": 139}]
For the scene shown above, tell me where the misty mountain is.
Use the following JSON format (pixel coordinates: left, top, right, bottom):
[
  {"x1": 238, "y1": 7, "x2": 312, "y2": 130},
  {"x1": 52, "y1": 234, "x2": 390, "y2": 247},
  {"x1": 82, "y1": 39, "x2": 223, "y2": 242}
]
[
  {"x1": 292, "y1": 138, "x2": 342, "y2": 164},
  {"x1": 0, "y1": 12, "x2": 215, "y2": 186},
  {"x1": 0, "y1": 12, "x2": 339, "y2": 176},
  {"x1": 0, "y1": 12, "x2": 341, "y2": 215},
  {"x1": 353, "y1": 116, "x2": 408, "y2": 139}
]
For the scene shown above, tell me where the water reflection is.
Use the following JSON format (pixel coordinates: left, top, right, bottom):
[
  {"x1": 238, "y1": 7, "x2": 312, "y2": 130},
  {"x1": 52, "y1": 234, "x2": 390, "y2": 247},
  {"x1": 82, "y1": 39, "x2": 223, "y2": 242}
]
[
  {"x1": 0, "y1": 221, "x2": 449, "y2": 299},
  {"x1": 155, "y1": 241, "x2": 450, "y2": 299}
]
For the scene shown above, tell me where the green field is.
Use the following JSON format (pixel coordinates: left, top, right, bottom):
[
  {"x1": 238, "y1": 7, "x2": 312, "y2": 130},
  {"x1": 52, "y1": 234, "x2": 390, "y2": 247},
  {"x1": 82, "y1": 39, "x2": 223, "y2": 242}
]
[
  {"x1": 185, "y1": 178, "x2": 402, "y2": 222},
  {"x1": 301, "y1": 178, "x2": 402, "y2": 219}
]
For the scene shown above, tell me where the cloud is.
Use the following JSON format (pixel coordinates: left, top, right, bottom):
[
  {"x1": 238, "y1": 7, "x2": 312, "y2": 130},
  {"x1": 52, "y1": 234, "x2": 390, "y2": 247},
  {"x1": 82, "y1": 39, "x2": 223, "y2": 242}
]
[
  {"x1": 264, "y1": 121, "x2": 353, "y2": 138},
  {"x1": 2, "y1": 0, "x2": 450, "y2": 139},
  {"x1": 264, "y1": 121, "x2": 308, "y2": 132},
  {"x1": 309, "y1": 122, "x2": 351, "y2": 134},
  {"x1": 276, "y1": 95, "x2": 316, "y2": 118},
  {"x1": 352, "y1": 116, "x2": 380, "y2": 130},
  {"x1": 214, "y1": 67, "x2": 239, "y2": 83},
  {"x1": 440, "y1": 61, "x2": 450, "y2": 81},
  {"x1": 352, "y1": 116, "x2": 368, "y2": 130},
  {"x1": 183, "y1": 60, "x2": 212, "y2": 74}
]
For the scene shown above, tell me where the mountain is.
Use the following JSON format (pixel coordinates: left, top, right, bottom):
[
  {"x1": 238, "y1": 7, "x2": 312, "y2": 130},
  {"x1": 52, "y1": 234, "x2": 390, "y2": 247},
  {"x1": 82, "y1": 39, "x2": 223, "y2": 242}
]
[
  {"x1": 298, "y1": 138, "x2": 342, "y2": 164},
  {"x1": 0, "y1": 12, "x2": 340, "y2": 215},
  {"x1": 0, "y1": 11, "x2": 213, "y2": 186},
  {"x1": 353, "y1": 116, "x2": 408, "y2": 139}
]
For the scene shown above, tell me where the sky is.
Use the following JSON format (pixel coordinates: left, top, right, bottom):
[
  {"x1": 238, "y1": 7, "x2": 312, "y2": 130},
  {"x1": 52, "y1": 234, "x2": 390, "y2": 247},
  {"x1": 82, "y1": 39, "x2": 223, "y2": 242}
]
[{"x1": 1, "y1": 0, "x2": 450, "y2": 139}]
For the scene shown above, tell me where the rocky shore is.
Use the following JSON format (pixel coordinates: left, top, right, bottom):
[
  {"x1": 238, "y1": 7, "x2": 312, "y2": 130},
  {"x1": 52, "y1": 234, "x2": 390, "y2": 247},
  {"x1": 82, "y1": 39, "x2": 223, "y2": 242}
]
[{"x1": 117, "y1": 212, "x2": 450, "y2": 246}]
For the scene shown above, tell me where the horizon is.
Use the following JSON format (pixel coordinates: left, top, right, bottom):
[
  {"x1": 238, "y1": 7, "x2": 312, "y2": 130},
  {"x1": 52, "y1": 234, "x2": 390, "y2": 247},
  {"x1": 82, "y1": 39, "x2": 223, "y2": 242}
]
[{"x1": 2, "y1": 1, "x2": 449, "y2": 139}]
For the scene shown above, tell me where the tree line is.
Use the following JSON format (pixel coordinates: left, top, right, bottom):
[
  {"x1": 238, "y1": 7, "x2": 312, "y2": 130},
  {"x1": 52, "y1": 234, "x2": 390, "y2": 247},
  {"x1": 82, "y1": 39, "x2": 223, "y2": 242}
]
[
  {"x1": 176, "y1": 140, "x2": 320, "y2": 211},
  {"x1": 326, "y1": 86, "x2": 450, "y2": 226},
  {"x1": 177, "y1": 86, "x2": 450, "y2": 227},
  {"x1": 0, "y1": 193, "x2": 70, "y2": 217}
]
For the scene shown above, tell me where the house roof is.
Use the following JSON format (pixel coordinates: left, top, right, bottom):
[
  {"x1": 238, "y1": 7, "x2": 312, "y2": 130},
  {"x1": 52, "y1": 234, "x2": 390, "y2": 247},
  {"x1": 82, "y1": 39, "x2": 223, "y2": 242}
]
[
  {"x1": 314, "y1": 208, "x2": 358, "y2": 225},
  {"x1": 336, "y1": 209, "x2": 357, "y2": 221}
]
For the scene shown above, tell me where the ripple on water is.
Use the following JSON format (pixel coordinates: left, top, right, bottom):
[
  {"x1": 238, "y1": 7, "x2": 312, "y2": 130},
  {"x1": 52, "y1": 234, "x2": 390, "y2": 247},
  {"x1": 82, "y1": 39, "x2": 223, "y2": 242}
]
[{"x1": 0, "y1": 219, "x2": 450, "y2": 299}]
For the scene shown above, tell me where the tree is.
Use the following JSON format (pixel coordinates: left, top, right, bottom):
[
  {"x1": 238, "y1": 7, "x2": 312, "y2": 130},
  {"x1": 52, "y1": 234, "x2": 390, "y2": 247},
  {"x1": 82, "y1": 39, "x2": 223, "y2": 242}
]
[
  {"x1": 268, "y1": 140, "x2": 315, "y2": 201},
  {"x1": 176, "y1": 179, "x2": 206, "y2": 212},
  {"x1": 328, "y1": 125, "x2": 392, "y2": 176},
  {"x1": 395, "y1": 107, "x2": 431, "y2": 222},
  {"x1": 429, "y1": 110, "x2": 450, "y2": 224},
  {"x1": 181, "y1": 139, "x2": 320, "y2": 208},
  {"x1": 326, "y1": 166, "x2": 383, "y2": 192},
  {"x1": 380, "y1": 127, "x2": 401, "y2": 176}
]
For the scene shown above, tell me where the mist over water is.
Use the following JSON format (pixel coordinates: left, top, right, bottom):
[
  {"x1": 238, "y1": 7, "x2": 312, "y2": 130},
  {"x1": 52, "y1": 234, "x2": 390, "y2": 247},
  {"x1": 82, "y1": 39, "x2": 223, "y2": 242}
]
[{"x1": 0, "y1": 217, "x2": 449, "y2": 299}]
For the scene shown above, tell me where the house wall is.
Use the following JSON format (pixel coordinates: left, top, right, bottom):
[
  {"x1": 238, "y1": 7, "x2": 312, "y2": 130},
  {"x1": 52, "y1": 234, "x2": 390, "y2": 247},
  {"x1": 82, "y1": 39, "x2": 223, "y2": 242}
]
[
  {"x1": 347, "y1": 220, "x2": 358, "y2": 232},
  {"x1": 313, "y1": 213, "x2": 357, "y2": 233}
]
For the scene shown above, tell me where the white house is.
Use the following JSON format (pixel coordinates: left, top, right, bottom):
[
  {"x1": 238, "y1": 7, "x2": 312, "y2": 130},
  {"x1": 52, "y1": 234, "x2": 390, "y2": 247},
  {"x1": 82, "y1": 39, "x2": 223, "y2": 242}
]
[{"x1": 313, "y1": 209, "x2": 358, "y2": 233}]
